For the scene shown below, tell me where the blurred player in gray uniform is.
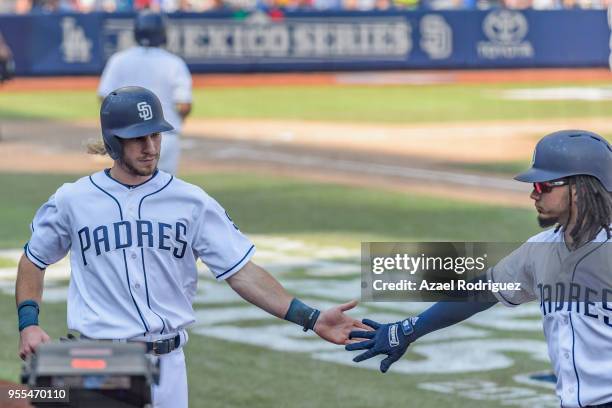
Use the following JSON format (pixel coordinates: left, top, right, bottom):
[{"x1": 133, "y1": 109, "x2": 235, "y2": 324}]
[
  {"x1": 347, "y1": 130, "x2": 612, "y2": 408},
  {"x1": 98, "y1": 10, "x2": 191, "y2": 175}
]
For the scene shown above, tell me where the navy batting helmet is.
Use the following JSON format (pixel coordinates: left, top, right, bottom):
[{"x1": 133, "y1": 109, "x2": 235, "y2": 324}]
[
  {"x1": 100, "y1": 86, "x2": 174, "y2": 160},
  {"x1": 134, "y1": 11, "x2": 167, "y2": 47},
  {"x1": 514, "y1": 129, "x2": 612, "y2": 192}
]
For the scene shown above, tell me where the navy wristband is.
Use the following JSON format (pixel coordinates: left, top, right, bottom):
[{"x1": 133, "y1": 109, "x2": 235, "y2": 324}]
[
  {"x1": 284, "y1": 298, "x2": 320, "y2": 332},
  {"x1": 17, "y1": 300, "x2": 39, "y2": 332}
]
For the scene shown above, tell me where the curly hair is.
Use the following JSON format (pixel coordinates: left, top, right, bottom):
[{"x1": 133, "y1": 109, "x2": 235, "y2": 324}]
[
  {"x1": 86, "y1": 140, "x2": 108, "y2": 155},
  {"x1": 565, "y1": 175, "x2": 612, "y2": 248}
]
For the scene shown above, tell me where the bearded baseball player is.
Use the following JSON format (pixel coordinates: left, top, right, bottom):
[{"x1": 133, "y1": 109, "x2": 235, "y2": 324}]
[
  {"x1": 98, "y1": 11, "x2": 191, "y2": 175},
  {"x1": 16, "y1": 86, "x2": 366, "y2": 408},
  {"x1": 347, "y1": 130, "x2": 612, "y2": 408}
]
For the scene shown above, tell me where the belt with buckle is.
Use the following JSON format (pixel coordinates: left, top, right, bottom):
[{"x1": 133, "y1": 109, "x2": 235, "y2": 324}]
[
  {"x1": 145, "y1": 335, "x2": 181, "y2": 355},
  {"x1": 77, "y1": 333, "x2": 181, "y2": 355}
]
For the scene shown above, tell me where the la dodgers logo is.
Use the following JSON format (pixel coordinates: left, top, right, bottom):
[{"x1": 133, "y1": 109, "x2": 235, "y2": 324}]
[{"x1": 137, "y1": 102, "x2": 153, "y2": 120}]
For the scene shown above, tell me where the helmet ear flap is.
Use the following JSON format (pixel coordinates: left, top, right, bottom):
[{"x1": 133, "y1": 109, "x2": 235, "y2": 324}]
[{"x1": 103, "y1": 134, "x2": 122, "y2": 160}]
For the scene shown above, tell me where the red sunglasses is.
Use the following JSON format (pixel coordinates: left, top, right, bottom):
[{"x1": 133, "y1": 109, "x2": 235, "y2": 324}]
[{"x1": 533, "y1": 179, "x2": 568, "y2": 194}]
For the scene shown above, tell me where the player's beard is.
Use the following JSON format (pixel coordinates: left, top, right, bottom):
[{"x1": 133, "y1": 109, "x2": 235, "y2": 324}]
[
  {"x1": 119, "y1": 154, "x2": 159, "y2": 177},
  {"x1": 537, "y1": 214, "x2": 558, "y2": 228}
]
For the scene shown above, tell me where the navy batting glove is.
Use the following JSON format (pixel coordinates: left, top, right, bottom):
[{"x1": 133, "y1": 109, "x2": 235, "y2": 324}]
[{"x1": 345, "y1": 318, "x2": 416, "y2": 373}]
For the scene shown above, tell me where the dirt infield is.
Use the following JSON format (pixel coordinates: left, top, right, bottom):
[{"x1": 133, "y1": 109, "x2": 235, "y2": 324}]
[
  {"x1": 0, "y1": 115, "x2": 554, "y2": 208},
  {"x1": 2, "y1": 68, "x2": 609, "y2": 208},
  {"x1": 189, "y1": 116, "x2": 612, "y2": 163},
  {"x1": 2, "y1": 68, "x2": 611, "y2": 91}
]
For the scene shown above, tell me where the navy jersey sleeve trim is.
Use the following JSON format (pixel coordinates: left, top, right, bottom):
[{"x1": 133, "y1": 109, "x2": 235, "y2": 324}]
[
  {"x1": 489, "y1": 268, "x2": 520, "y2": 306},
  {"x1": 24, "y1": 243, "x2": 49, "y2": 269},
  {"x1": 216, "y1": 244, "x2": 255, "y2": 280}
]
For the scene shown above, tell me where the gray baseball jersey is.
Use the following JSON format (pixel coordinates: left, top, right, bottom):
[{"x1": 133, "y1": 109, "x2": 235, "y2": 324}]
[{"x1": 488, "y1": 226, "x2": 612, "y2": 407}]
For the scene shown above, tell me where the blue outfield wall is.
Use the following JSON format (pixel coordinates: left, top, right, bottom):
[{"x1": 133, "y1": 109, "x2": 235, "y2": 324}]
[{"x1": 0, "y1": 9, "x2": 610, "y2": 75}]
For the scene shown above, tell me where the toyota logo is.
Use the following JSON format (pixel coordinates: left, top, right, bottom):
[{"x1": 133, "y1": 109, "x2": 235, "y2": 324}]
[{"x1": 483, "y1": 10, "x2": 528, "y2": 45}]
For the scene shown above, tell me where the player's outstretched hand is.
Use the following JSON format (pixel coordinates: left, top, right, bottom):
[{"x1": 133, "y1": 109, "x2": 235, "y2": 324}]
[
  {"x1": 314, "y1": 300, "x2": 370, "y2": 345},
  {"x1": 345, "y1": 318, "x2": 415, "y2": 373},
  {"x1": 19, "y1": 326, "x2": 51, "y2": 360}
]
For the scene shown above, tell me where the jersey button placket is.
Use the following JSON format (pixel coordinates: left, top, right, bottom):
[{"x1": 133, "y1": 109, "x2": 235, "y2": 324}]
[
  {"x1": 125, "y1": 188, "x2": 136, "y2": 219},
  {"x1": 127, "y1": 200, "x2": 136, "y2": 219},
  {"x1": 558, "y1": 318, "x2": 574, "y2": 402}
]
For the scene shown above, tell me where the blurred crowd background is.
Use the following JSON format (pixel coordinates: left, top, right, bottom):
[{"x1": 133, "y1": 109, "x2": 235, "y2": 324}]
[{"x1": 0, "y1": 0, "x2": 608, "y2": 23}]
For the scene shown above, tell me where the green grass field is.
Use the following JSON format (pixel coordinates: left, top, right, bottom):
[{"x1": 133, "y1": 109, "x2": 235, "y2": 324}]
[
  {"x1": 1, "y1": 82, "x2": 611, "y2": 122},
  {"x1": 0, "y1": 172, "x2": 539, "y2": 249}
]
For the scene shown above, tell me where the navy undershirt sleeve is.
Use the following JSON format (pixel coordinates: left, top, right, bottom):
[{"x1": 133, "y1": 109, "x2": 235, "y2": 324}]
[
  {"x1": 412, "y1": 300, "x2": 497, "y2": 340},
  {"x1": 411, "y1": 273, "x2": 498, "y2": 339}
]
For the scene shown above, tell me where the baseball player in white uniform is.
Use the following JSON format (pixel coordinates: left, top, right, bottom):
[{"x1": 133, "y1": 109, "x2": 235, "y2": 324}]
[
  {"x1": 16, "y1": 86, "x2": 367, "y2": 408},
  {"x1": 346, "y1": 130, "x2": 612, "y2": 408},
  {"x1": 98, "y1": 10, "x2": 191, "y2": 175}
]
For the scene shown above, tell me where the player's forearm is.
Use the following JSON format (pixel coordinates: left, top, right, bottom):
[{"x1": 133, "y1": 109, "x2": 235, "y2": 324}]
[
  {"x1": 411, "y1": 272, "x2": 499, "y2": 340},
  {"x1": 411, "y1": 300, "x2": 497, "y2": 340},
  {"x1": 15, "y1": 254, "x2": 45, "y2": 305},
  {"x1": 226, "y1": 261, "x2": 293, "y2": 319}
]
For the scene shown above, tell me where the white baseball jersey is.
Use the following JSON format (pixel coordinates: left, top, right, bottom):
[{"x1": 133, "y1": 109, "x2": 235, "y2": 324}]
[
  {"x1": 488, "y1": 226, "x2": 612, "y2": 408},
  {"x1": 98, "y1": 46, "x2": 192, "y2": 135},
  {"x1": 24, "y1": 169, "x2": 254, "y2": 340}
]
